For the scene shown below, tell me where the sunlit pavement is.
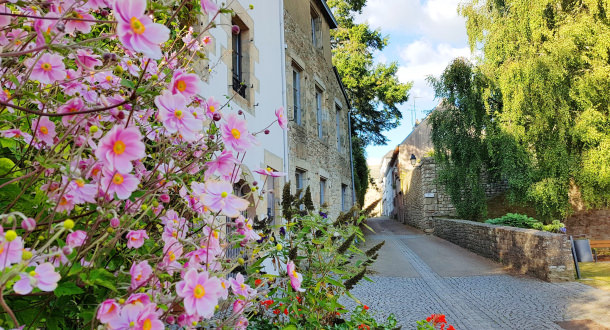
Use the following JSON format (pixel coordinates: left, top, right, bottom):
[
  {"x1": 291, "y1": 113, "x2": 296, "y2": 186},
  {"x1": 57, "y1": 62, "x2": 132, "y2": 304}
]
[{"x1": 340, "y1": 217, "x2": 610, "y2": 329}]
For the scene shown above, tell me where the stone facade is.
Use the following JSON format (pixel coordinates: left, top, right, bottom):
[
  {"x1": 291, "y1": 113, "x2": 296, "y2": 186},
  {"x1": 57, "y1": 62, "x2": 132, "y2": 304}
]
[
  {"x1": 363, "y1": 163, "x2": 382, "y2": 216},
  {"x1": 433, "y1": 218, "x2": 575, "y2": 282},
  {"x1": 283, "y1": 0, "x2": 354, "y2": 219},
  {"x1": 564, "y1": 209, "x2": 610, "y2": 240}
]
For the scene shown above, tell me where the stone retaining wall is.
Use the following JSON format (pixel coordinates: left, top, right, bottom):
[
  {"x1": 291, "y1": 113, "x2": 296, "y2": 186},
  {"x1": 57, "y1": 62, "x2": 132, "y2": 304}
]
[{"x1": 433, "y1": 218, "x2": 575, "y2": 282}]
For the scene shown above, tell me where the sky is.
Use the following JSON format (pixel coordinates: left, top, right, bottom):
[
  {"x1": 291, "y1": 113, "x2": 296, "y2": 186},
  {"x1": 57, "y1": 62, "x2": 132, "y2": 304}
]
[{"x1": 356, "y1": 0, "x2": 472, "y2": 165}]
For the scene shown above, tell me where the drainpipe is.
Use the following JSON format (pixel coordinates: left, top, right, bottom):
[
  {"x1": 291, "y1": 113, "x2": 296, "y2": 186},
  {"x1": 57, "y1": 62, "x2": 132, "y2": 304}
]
[
  {"x1": 279, "y1": 0, "x2": 289, "y2": 178},
  {"x1": 348, "y1": 110, "x2": 356, "y2": 206}
]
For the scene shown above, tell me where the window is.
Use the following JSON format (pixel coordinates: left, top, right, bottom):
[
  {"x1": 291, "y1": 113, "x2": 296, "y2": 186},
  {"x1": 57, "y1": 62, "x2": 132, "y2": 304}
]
[
  {"x1": 232, "y1": 19, "x2": 246, "y2": 98},
  {"x1": 341, "y1": 184, "x2": 348, "y2": 211},
  {"x1": 316, "y1": 87, "x2": 323, "y2": 139},
  {"x1": 336, "y1": 105, "x2": 342, "y2": 152},
  {"x1": 295, "y1": 169, "x2": 306, "y2": 197},
  {"x1": 320, "y1": 177, "x2": 327, "y2": 206},
  {"x1": 311, "y1": 7, "x2": 321, "y2": 48},
  {"x1": 293, "y1": 68, "x2": 302, "y2": 125}
]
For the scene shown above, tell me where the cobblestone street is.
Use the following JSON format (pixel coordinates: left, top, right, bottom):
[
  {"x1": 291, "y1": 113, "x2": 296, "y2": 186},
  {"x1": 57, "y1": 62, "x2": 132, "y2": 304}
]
[{"x1": 340, "y1": 217, "x2": 610, "y2": 329}]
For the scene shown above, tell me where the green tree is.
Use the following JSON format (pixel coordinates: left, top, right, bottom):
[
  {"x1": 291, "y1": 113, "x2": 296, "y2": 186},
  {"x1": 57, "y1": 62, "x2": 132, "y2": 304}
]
[
  {"x1": 328, "y1": 0, "x2": 412, "y2": 205},
  {"x1": 459, "y1": 0, "x2": 610, "y2": 219},
  {"x1": 428, "y1": 58, "x2": 493, "y2": 220}
]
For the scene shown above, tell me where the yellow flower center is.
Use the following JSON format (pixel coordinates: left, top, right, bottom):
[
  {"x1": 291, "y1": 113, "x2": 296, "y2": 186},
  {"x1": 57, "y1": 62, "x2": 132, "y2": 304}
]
[
  {"x1": 136, "y1": 274, "x2": 142, "y2": 281},
  {"x1": 75, "y1": 179, "x2": 85, "y2": 187},
  {"x1": 69, "y1": 107, "x2": 78, "y2": 113},
  {"x1": 292, "y1": 270, "x2": 298, "y2": 278},
  {"x1": 107, "y1": 304, "x2": 116, "y2": 313},
  {"x1": 4, "y1": 89, "x2": 11, "y2": 98},
  {"x1": 0, "y1": 244, "x2": 4, "y2": 255},
  {"x1": 176, "y1": 80, "x2": 187, "y2": 92},
  {"x1": 113, "y1": 140, "x2": 126, "y2": 155},
  {"x1": 213, "y1": 230, "x2": 219, "y2": 239},
  {"x1": 29, "y1": 270, "x2": 37, "y2": 277},
  {"x1": 193, "y1": 284, "x2": 205, "y2": 299},
  {"x1": 105, "y1": 76, "x2": 113, "y2": 82},
  {"x1": 41, "y1": 62, "x2": 52, "y2": 72},
  {"x1": 129, "y1": 321, "x2": 135, "y2": 327},
  {"x1": 172, "y1": 231, "x2": 177, "y2": 237},
  {"x1": 247, "y1": 224, "x2": 252, "y2": 230},
  {"x1": 240, "y1": 283, "x2": 245, "y2": 290},
  {"x1": 209, "y1": 105, "x2": 215, "y2": 113},
  {"x1": 40, "y1": 126, "x2": 48, "y2": 135},
  {"x1": 127, "y1": 60, "x2": 133, "y2": 65},
  {"x1": 221, "y1": 191, "x2": 228, "y2": 198},
  {"x1": 143, "y1": 319, "x2": 152, "y2": 330},
  {"x1": 112, "y1": 173, "x2": 124, "y2": 185},
  {"x1": 231, "y1": 128, "x2": 241, "y2": 139},
  {"x1": 221, "y1": 282, "x2": 226, "y2": 289},
  {"x1": 174, "y1": 110, "x2": 184, "y2": 119},
  {"x1": 130, "y1": 17, "x2": 146, "y2": 35},
  {"x1": 169, "y1": 251, "x2": 175, "y2": 261},
  {"x1": 59, "y1": 197, "x2": 69, "y2": 205}
]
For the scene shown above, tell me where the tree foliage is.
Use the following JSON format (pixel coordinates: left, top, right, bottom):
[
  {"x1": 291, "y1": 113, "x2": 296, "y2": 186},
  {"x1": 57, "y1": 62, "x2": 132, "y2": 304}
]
[
  {"x1": 441, "y1": 0, "x2": 610, "y2": 219},
  {"x1": 328, "y1": 0, "x2": 412, "y2": 207}
]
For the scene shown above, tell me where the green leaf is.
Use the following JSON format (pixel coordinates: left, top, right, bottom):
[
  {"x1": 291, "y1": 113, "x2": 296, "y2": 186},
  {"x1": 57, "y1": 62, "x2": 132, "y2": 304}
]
[
  {"x1": 54, "y1": 281, "x2": 84, "y2": 297},
  {"x1": 325, "y1": 277, "x2": 345, "y2": 288},
  {"x1": 121, "y1": 79, "x2": 135, "y2": 89}
]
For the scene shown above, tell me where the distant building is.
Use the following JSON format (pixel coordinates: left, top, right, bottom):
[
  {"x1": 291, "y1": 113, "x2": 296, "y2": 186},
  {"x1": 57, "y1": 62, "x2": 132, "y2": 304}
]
[
  {"x1": 283, "y1": 0, "x2": 355, "y2": 218},
  {"x1": 363, "y1": 162, "x2": 382, "y2": 216}
]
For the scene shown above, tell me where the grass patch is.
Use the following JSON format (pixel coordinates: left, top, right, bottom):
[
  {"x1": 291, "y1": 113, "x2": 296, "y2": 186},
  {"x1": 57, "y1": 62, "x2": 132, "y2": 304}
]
[{"x1": 578, "y1": 262, "x2": 610, "y2": 292}]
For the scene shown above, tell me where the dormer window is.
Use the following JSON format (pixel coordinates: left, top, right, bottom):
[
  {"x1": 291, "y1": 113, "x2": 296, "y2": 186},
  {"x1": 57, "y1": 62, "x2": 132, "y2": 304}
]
[{"x1": 311, "y1": 6, "x2": 322, "y2": 48}]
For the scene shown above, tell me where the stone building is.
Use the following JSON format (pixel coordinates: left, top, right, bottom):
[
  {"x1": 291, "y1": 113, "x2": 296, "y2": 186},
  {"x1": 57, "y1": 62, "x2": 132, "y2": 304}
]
[{"x1": 282, "y1": 0, "x2": 355, "y2": 219}]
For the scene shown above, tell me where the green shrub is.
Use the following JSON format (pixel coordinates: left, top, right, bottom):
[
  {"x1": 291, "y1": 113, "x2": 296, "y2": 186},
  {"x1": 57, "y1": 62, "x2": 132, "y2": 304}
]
[{"x1": 485, "y1": 213, "x2": 566, "y2": 233}]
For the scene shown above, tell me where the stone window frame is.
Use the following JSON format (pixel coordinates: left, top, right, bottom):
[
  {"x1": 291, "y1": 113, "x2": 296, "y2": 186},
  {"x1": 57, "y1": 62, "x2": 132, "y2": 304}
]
[
  {"x1": 295, "y1": 168, "x2": 307, "y2": 198},
  {"x1": 310, "y1": 5, "x2": 322, "y2": 49},
  {"x1": 231, "y1": 17, "x2": 247, "y2": 98},
  {"x1": 341, "y1": 183, "x2": 348, "y2": 211},
  {"x1": 292, "y1": 62, "x2": 303, "y2": 126},
  {"x1": 319, "y1": 176, "x2": 327, "y2": 207},
  {"x1": 315, "y1": 85, "x2": 324, "y2": 140}
]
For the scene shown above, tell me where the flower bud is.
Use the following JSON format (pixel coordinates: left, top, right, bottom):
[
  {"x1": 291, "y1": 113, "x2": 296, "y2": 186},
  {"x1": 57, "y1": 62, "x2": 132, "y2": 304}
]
[
  {"x1": 238, "y1": 110, "x2": 243, "y2": 115},
  {"x1": 252, "y1": 181, "x2": 258, "y2": 186},
  {"x1": 276, "y1": 243, "x2": 282, "y2": 251},
  {"x1": 117, "y1": 111, "x2": 125, "y2": 120},
  {"x1": 5, "y1": 230, "x2": 17, "y2": 242},
  {"x1": 55, "y1": 23, "x2": 65, "y2": 32},
  {"x1": 62, "y1": 246, "x2": 73, "y2": 255},
  {"x1": 22, "y1": 250, "x2": 32, "y2": 260},
  {"x1": 160, "y1": 194, "x2": 170, "y2": 203},
  {"x1": 213, "y1": 113, "x2": 221, "y2": 121},
  {"x1": 237, "y1": 257, "x2": 245, "y2": 265},
  {"x1": 21, "y1": 218, "x2": 36, "y2": 231},
  {"x1": 7, "y1": 215, "x2": 15, "y2": 223},
  {"x1": 90, "y1": 125, "x2": 99, "y2": 134},
  {"x1": 264, "y1": 129, "x2": 270, "y2": 135},
  {"x1": 63, "y1": 219, "x2": 75, "y2": 230}
]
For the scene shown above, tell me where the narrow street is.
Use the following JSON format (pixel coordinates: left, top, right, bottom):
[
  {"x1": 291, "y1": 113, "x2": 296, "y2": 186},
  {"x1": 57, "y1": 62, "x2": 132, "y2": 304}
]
[{"x1": 342, "y1": 217, "x2": 610, "y2": 329}]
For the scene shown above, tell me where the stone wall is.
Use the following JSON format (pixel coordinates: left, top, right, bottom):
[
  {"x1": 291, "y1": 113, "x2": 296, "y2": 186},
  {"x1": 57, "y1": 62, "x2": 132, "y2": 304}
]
[
  {"x1": 564, "y1": 209, "x2": 610, "y2": 240},
  {"x1": 433, "y1": 218, "x2": 575, "y2": 282}
]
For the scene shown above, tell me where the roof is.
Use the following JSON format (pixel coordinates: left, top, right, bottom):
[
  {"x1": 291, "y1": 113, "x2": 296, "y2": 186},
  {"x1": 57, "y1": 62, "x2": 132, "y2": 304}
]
[{"x1": 314, "y1": 0, "x2": 338, "y2": 29}]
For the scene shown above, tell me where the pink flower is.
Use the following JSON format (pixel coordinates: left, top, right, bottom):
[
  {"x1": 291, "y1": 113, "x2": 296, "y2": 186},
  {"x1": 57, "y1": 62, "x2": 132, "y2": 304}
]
[
  {"x1": 94, "y1": 71, "x2": 119, "y2": 89},
  {"x1": 155, "y1": 91, "x2": 203, "y2": 141},
  {"x1": 96, "y1": 299, "x2": 120, "y2": 324},
  {"x1": 221, "y1": 114, "x2": 257, "y2": 152},
  {"x1": 205, "y1": 150, "x2": 239, "y2": 181},
  {"x1": 65, "y1": 10, "x2": 95, "y2": 34},
  {"x1": 235, "y1": 316, "x2": 249, "y2": 329},
  {"x1": 275, "y1": 107, "x2": 288, "y2": 130},
  {"x1": 161, "y1": 238, "x2": 183, "y2": 274},
  {"x1": 21, "y1": 218, "x2": 36, "y2": 231},
  {"x1": 170, "y1": 70, "x2": 204, "y2": 98},
  {"x1": 200, "y1": 180, "x2": 249, "y2": 217},
  {"x1": 254, "y1": 167, "x2": 286, "y2": 178},
  {"x1": 27, "y1": 53, "x2": 66, "y2": 84},
  {"x1": 202, "y1": 35, "x2": 212, "y2": 45},
  {"x1": 1, "y1": 129, "x2": 32, "y2": 141},
  {"x1": 100, "y1": 169, "x2": 139, "y2": 200},
  {"x1": 13, "y1": 263, "x2": 61, "y2": 294},
  {"x1": 235, "y1": 216, "x2": 259, "y2": 242},
  {"x1": 230, "y1": 273, "x2": 254, "y2": 298},
  {"x1": 66, "y1": 230, "x2": 87, "y2": 248},
  {"x1": 58, "y1": 97, "x2": 85, "y2": 126},
  {"x1": 0, "y1": 236, "x2": 23, "y2": 270},
  {"x1": 69, "y1": 178, "x2": 97, "y2": 204},
  {"x1": 287, "y1": 260, "x2": 305, "y2": 292},
  {"x1": 33, "y1": 117, "x2": 56, "y2": 145},
  {"x1": 204, "y1": 97, "x2": 221, "y2": 119},
  {"x1": 113, "y1": 0, "x2": 170, "y2": 59},
  {"x1": 95, "y1": 126, "x2": 146, "y2": 173},
  {"x1": 0, "y1": 5, "x2": 11, "y2": 27},
  {"x1": 126, "y1": 229, "x2": 148, "y2": 249},
  {"x1": 130, "y1": 260, "x2": 153, "y2": 290},
  {"x1": 176, "y1": 269, "x2": 222, "y2": 319},
  {"x1": 200, "y1": 0, "x2": 219, "y2": 14},
  {"x1": 108, "y1": 303, "x2": 163, "y2": 330},
  {"x1": 73, "y1": 49, "x2": 102, "y2": 70}
]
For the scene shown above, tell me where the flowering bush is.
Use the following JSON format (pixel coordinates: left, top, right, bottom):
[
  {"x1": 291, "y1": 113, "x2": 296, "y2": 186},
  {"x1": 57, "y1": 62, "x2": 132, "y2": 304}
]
[
  {"x1": 417, "y1": 314, "x2": 456, "y2": 330},
  {"x1": 0, "y1": 0, "x2": 392, "y2": 329}
]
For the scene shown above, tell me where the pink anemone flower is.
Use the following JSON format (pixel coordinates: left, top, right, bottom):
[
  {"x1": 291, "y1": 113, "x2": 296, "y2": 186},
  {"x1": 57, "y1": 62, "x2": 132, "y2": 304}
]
[
  {"x1": 64, "y1": 9, "x2": 95, "y2": 34},
  {"x1": 27, "y1": 52, "x2": 67, "y2": 84},
  {"x1": 176, "y1": 269, "x2": 222, "y2": 319},
  {"x1": 204, "y1": 97, "x2": 221, "y2": 119},
  {"x1": 13, "y1": 262, "x2": 61, "y2": 294},
  {"x1": 96, "y1": 299, "x2": 120, "y2": 324},
  {"x1": 199, "y1": 180, "x2": 249, "y2": 217},
  {"x1": 58, "y1": 97, "x2": 85, "y2": 126},
  {"x1": 287, "y1": 260, "x2": 305, "y2": 292},
  {"x1": 95, "y1": 126, "x2": 146, "y2": 173},
  {"x1": 113, "y1": 0, "x2": 170, "y2": 59},
  {"x1": 66, "y1": 230, "x2": 88, "y2": 248},
  {"x1": 254, "y1": 167, "x2": 286, "y2": 178},
  {"x1": 0, "y1": 236, "x2": 23, "y2": 270},
  {"x1": 100, "y1": 168, "x2": 139, "y2": 200},
  {"x1": 155, "y1": 91, "x2": 203, "y2": 141},
  {"x1": 126, "y1": 229, "x2": 148, "y2": 249},
  {"x1": 204, "y1": 150, "x2": 240, "y2": 180},
  {"x1": 32, "y1": 117, "x2": 56, "y2": 145},
  {"x1": 275, "y1": 107, "x2": 288, "y2": 130},
  {"x1": 220, "y1": 114, "x2": 257, "y2": 153},
  {"x1": 130, "y1": 260, "x2": 153, "y2": 290},
  {"x1": 230, "y1": 273, "x2": 254, "y2": 298},
  {"x1": 170, "y1": 70, "x2": 205, "y2": 98},
  {"x1": 200, "y1": 0, "x2": 219, "y2": 14}
]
